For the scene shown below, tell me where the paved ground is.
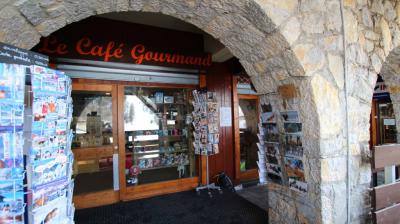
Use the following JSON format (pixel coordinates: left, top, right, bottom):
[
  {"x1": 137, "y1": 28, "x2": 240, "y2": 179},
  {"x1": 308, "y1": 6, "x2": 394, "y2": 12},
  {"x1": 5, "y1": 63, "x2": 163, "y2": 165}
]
[
  {"x1": 237, "y1": 184, "x2": 268, "y2": 211},
  {"x1": 75, "y1": 189, "x2": 268, "y2": 224}
]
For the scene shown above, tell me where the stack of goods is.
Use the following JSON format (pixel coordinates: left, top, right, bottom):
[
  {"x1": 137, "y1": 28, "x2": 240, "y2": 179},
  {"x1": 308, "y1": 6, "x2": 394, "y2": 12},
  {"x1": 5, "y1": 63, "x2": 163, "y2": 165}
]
[
  {"x1": 0, "y1": 63, "x2": 26, "y2": 224},
  {"x1": 137, "y1": 153, "x2": 189, "y2": 169},
  {"x1": 28, "y1": 66, "x2": 75, "y2": 224},
  {"x1": 191, "y1": 89, "x2": 219, "y2": 155}
]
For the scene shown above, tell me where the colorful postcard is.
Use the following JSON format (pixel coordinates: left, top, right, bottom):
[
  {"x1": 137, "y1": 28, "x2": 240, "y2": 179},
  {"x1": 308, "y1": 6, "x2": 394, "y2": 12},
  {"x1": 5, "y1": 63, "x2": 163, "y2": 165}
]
[
  {"x1": 32, "y1": 182, "x2": 68, "y2": 210},
  {"x1": 31, "y1": 157, "x2": 68, "y2": 188},
  {"x1": 32, "y1": 196, "x2": 68, "y2": 224},
  {"x1": 0, "y1": 63, "x2": 26, "y2": 104},
  {"x1": 288, "y1": 178, "x2": 307, "y2": 193},
  {"x1": 284, "y1": 157, "x2": 307, "y2": 193},
  {"x1": 264, "y1": 124, "x2": 279, "y2": 143},
  {"x1": 285, "y1": 134, "x2": 303, "y2": 158},
  {"x1": 283, "y1": 123, "x2": 302, "y2": 134},
  {"x1": 267, "y1": 154, "x2": 279, "y2": 165},
  {"x1": 266, "y1": 163, "x2": 282, "y2": 177},
  {"x1": 0, "y1": 168, "x2": 24, "y2": 180},
  {"x1": 266, "y1": 143, "x2": 279, "y2": 156},
  {"x1": 280, "y1": 111, "x2": 300, "y2": 123},
  {"x1": 266, "y1": 163, "x2": 282, "y2": 183},
  {"x1": 0, "y1": 103, "x2": 24, "y2": 129},
  {"x1": 285, "y1": 134, "x2": 302, "y2": 147},
  {"x1": 261, "y1": 112, "x2": 276, "y2": 124},
  {"x1": 0, "y1": 132, "x2": 24, "y2": 169}
]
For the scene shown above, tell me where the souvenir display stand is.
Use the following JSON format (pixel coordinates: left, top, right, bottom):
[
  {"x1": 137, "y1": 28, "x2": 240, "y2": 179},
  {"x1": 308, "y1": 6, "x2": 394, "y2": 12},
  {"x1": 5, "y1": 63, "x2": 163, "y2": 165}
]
[
  {"x1": 258, "y1": 108, "x2": 281, "y2": 185},
  {"x1": 259, "y1": 95, "x2": 308, "y2": 194},
  {"x1": 256, "y1": 124, "x2": 267, "y2": 185},
  {"x1": 0, "y1": 63, "x2": 27, "y2": 224},
  {"x1": 191, "y1": 89, "x2": 221, "y2": 197},
  {"x1": 27, "y1": 66, "x2": 75, "y2": 224}
]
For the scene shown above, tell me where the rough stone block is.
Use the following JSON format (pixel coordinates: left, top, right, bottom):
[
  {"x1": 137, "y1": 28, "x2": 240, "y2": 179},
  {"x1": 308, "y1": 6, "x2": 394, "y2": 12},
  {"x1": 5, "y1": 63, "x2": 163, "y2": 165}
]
[
  {"x1": 321, "y1": 157, "x2": 347, "y2": 182},
  {"x1": 16, "y1": 0, "x2": 48, "y2": 26},
  {"x1": 0, "y1": 6, "x2": 41, "y2": 49}
]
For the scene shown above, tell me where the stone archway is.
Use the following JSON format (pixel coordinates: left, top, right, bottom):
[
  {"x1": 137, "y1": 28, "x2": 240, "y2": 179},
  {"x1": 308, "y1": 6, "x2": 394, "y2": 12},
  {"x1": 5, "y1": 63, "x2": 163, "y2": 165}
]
[
  {"x1": 341, "y1": 0, "x2": 400, "y2": 223},
  {"x1": 0, "y1": 1, "x2": 352, "y2": 223},
  {"x1": 380, "y1": 47, "x2": 400, "y2": 141}
]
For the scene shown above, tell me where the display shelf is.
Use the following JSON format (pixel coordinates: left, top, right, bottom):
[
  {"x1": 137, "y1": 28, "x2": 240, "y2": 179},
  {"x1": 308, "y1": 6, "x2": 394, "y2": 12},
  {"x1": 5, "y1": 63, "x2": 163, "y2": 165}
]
[
  {"x1": 139, "y1": 163, "x2": 189, "y2": 171},
  {"x1": 130, "y1": 135, "x2": 185, "y2": 141},
  {"x1": 126, "y1": 149, "x2": 189, "y2": 156},
  {"x1": 133, "y1": 149, "x2": 189, "y2": 156}
]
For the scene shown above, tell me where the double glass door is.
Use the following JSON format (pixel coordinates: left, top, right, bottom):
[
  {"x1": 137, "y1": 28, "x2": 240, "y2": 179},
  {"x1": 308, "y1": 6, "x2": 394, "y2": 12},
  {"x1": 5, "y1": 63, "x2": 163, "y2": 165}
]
[{"x1": 71, "y1": 83, "x2": 197, "y2": 208}]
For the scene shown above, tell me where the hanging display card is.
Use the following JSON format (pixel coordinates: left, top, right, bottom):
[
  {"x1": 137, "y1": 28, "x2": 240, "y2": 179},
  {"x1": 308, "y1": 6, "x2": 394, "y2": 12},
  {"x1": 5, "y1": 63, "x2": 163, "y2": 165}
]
[
  {"x1": 219, "y1": 107, "x2": 232, "y2": 127},
  {"x1": 284, "y1": 157, "x2": 307, "y2": 193},
  {"x1": 281, "y1": 110, "x2": 307, "y2": 193},
  {"x1": 192, "y1": 89, "x2": 220, "y2": 155},
  {"x1": 0, "y1": 63, "x2": 26, "y2": 224},
  {"x1": 29, "y1": 65, "x2": 74, "y2": 224}
]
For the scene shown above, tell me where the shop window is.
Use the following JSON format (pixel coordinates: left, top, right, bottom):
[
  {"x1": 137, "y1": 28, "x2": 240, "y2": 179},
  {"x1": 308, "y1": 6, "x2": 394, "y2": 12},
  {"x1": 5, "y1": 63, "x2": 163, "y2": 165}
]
[{"x1": 123, "y1": 86, "x2": 196, "y2": 186}]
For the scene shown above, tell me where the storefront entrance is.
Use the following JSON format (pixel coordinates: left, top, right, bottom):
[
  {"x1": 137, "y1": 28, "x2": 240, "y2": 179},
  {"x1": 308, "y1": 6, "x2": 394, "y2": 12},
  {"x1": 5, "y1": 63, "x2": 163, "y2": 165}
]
[
  {"x1": 70, "y1": 78, "x2": 200, "y2": 208},
  {"x1": 71, "y1": 83, "x2": 120, "y2": 208},
  {"x1": 28, "y1": 13, "x2": 262, "y2": 209}
]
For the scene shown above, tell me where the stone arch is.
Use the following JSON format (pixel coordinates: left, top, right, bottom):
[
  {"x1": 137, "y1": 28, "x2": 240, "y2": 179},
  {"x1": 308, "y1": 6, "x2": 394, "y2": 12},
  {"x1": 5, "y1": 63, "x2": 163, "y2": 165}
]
[
  {"x1": 0, "y1": 0, "x2": 326, "y2": 223},
  {"x1": 379, "y1": 47, "x2": 400, "y2": 141},
  {"x1": 341, "y1": 0, "x2": 400, "y2": 222}
]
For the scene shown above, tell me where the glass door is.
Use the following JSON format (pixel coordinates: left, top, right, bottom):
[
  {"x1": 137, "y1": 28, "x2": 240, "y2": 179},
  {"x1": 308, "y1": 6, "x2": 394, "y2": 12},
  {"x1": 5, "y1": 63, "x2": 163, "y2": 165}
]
[
  {"x1": 236, "y1": 95, "x2": 259, "y2": 181},
  {"x1": 71, "y1": 83, "x2": 119, "y2": 208},
  {"x1": 119, "y1": 85, "x2": 198, "y2": 199}
]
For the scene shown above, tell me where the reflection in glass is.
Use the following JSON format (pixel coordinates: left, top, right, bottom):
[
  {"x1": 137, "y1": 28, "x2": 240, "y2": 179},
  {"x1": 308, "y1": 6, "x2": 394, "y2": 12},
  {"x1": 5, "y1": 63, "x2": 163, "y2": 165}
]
[
  {"x1": 74, "y1": 157, "x2": 114, "y2": 194},
  {"x1": 124, "y1": 87, "x2": 196, "y2": 186},
  {"x1": 377, "y1": 102, "x2": 396, "y2": 144},
  {"x1": 239, "y1": 98, "x2": 258, "y2": 172},
  {"x1": 71, "y1": 91, "x2": 113, "y2": 148}
]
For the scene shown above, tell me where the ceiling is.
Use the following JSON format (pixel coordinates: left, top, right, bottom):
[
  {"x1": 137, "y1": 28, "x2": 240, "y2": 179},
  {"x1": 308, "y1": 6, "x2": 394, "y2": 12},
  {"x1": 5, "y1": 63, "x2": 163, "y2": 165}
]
[{"x1": 98, "y1": 12, "x2": 233, "y2": 62}]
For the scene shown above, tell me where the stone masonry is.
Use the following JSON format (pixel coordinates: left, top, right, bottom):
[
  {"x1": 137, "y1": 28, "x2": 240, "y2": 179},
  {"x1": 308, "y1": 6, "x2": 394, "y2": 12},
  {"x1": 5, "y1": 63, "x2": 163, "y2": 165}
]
[{"x1": 2, "y1": 0, "x2": 400, "y2": 223}]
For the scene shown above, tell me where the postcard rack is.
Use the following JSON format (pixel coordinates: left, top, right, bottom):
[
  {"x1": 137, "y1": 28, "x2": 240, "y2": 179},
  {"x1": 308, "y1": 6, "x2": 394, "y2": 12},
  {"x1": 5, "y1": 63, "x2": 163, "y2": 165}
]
[
  {"x1": 191, "y1": 89, "x2": 221, "y2": 197},
  {"x1": 259, "y1": 95, "x2": 308, "y2": 194},
  {"x1": 25, "y1": 66, "x2": 75, "y2": 224},
  {"x1": 0, "y1": 63, "x2": 28, "y2": 224}
]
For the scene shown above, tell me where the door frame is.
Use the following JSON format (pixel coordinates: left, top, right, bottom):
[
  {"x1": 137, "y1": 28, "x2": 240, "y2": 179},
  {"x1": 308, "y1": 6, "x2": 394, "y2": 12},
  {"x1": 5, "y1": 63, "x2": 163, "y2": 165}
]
[
  {"x1": 116, "y1": 84, "x2": 199, "y2": 202},
  {"x1": 232, "y1": 77, "x2": 260, "y2": 182},
  {"x1": 72, "y1": 79, "x2": 203, "y2": 207},
  {"x1": 71, "y1": 82, "x2": 120, "y2": 209}
]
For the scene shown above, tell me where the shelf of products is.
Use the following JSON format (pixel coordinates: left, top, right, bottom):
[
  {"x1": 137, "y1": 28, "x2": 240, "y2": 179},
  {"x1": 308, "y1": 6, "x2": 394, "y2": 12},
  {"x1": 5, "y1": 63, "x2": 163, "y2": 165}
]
[{"x1": 124, "y1": 86, "x2": 196, "y2": 186}]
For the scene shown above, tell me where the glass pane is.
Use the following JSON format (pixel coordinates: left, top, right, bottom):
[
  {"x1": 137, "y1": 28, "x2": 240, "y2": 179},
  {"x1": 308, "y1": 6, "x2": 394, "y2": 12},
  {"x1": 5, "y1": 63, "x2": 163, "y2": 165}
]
[
  {"x1": 71, "y1": 91, "x2": 113, "y2": 148},
  {"x1": 124, "y1": 86, "x2": 196, "y2": 186},
  {"x1": 378, "y1": 102, "x2": 397, "y2": 144},
  {"x1": 74, "y1": 156, "x2": 114, "y2": 194},
  {"x1": 239, "y1": 98, "x2": 258, "y2": 172},
  {"x1": 71, "y1": 90, "x2": 114, "y2": 195}
]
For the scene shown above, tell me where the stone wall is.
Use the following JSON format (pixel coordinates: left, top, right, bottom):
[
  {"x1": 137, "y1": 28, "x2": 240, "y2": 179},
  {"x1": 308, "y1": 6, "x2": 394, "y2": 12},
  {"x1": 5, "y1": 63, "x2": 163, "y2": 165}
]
[
  {"x1": 2, "y1": 0, "x2": 399, "y2": 223},
  {"x1": 344, "y1": 0, "x2": 400, "y2": 222}
]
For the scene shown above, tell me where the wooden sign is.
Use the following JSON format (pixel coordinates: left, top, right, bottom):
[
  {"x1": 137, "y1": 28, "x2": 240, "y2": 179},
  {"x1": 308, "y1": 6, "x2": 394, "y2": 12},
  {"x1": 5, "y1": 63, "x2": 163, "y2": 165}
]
[{"x1": 278, "y1": 84, "x2": 297, "y2": 99}]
